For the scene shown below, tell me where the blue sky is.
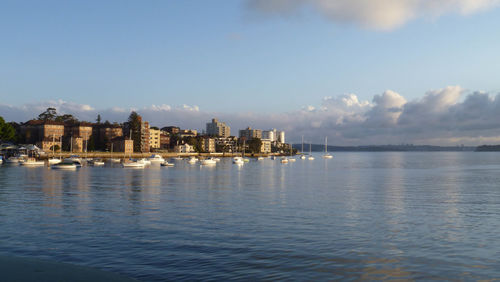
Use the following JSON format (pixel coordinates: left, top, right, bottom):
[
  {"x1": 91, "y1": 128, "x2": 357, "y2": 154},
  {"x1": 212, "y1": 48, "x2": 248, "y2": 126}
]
[{"x1": 2, "y1": 0, "x2": 500, "y2": 145}]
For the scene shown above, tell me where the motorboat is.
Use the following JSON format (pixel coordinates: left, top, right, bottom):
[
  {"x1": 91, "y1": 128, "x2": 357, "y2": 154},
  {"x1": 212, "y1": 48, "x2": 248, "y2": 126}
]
[
  {"x1": 257, "y1": 157, "x2": 264, "y2": 161},
  {"x1": 187, "y1": 157, "x2": 198, "y2": 164},
  {"x1": 148, "y1": 154, "x2": 165, "y2": 164},
  {"x1": 138, "y1": 158, "x2": 151, "y2": 165},
  {"x1": 20, "y1": 158, "x2": 45, "y2": 166},
  {"x1": 280, "y1": 157, "x2": 289, "y2": 164},
  {"x1": 63, "y1": 158, "x2": 83, "y2": 167},
  {"x1": 200, "y1": 158, "x2": 217, "y2": 165},
  {"x1": 89, "y1": 159, "x2": 105, "y2": 166},
  {"x1": 172, "y1": 156, "x2": 183, "y2": 161},
  {"x1": 110, "y1": 158, "x2": 121, "y2": 163},
  {"x1": 5, "y1": 156, "x2": 22, "y2": 164},
  {"x1": 243, "y1": 158, "x2": 250, "y2": 163},
  {"x1": 233, "y1": 157, "x2": 244, "y2": 165},
  {"x1": 308, "y1": 156, "x2": 315, "y2": 160},
  {"x1": 160, "y1": 161, "x2": 174, "y2": 167},
  {"x1": 212, "y1": 158, "x2": 221, "y2": 162},
  {"x1": 300, "y1": 155, "x2": 306, "y2": 160},
  {"x1": 48, "y1": 158, "x2": 62, "y2": 165},
  {"x1": 122, "y1": 160, "x2": 145, "y2": 168},
  {"x1": 51, "y1": 159, "x2": 78, "y2": 170},
  {"x1": 289, "y1": 158, "x2": 296, "y2": 162}
]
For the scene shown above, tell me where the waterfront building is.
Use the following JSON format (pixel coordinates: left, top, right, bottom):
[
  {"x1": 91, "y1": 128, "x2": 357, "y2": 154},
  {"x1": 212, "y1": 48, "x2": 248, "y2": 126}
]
[
  {"x1": 20, "y1": 120, "x2": 64, "y2": 152},
  {"x1": 161, "y1": 126, "x2": 180, "y2": 135},
  {"x1": 160, "y1": 134, "x2": 170, "y2": 150},
  {"x1": 261, "y1": 140, "x2": 272, "y2": 153},
  {"x1": 149, "y1": 128, "x2": 161, "y2": 149},
  {"x1": 140, "y1": 121, "x2": 150, "y2": 152},
  {"x1": 206, "y1": 118, "x2": 230, "y2": 137},
  {"x1": 97, "y1": 124, "x2": 123, "y2": 145},
  {"x1": 65, "y1": 122, "x2": 93, "y2": 152},
  {"x1": 239, "y1": 127, "x2": 262, "y2": 141},
  {"x1": 112, "y1": 138, "x2": 134, "y2": 155},
  {"x1": 203, "y1": 138, "x2": 216, "y2": 153},
  {"x1": 174, "y1": 143, "x2": 194, "y2": 153},
  {"x1": 215, "y1": 137, "x2": 237, "y2": 153},
  {"x1": 262, "y1": 130, "x2": 275, "y2": 142},
  {"x1": 179, "y1": 129, "x2": 197, "y2": 138}
]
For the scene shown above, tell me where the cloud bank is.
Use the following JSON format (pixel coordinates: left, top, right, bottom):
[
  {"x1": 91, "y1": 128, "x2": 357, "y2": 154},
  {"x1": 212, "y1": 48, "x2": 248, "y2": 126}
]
[
  {"x1": 2, "y1": 86, "x2": 500, "y2": 146},
  {"x1": 246, "y1": 0, "x2": 500, "y2": 30}
]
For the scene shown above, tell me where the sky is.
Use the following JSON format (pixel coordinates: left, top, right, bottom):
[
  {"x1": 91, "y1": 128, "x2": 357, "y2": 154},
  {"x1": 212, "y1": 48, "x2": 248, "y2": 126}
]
[{"x1": 1, "y1": 0, "x2": 500, "y2": 145}]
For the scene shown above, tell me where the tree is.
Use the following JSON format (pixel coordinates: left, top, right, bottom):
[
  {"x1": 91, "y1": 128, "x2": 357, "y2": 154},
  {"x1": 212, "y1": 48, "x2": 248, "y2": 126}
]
[
  {"x1": 37, "y1": 107, "x2": 57, "y2": 121},
  {"x1": 0, "y1": 116, "x2": 16, "y2": 142},
  {"x1": 248, "y1": 138, "x2": 262, "y2": 154},
  {"x1": 55, "y1": 114, "x2": 78, "y2": 124},
  {"x1": 127, "y1": 111, "x2": 142, "y2": 152},
  {"x1": 96, "y1": 114, "x2": 101, "y2": 124}
]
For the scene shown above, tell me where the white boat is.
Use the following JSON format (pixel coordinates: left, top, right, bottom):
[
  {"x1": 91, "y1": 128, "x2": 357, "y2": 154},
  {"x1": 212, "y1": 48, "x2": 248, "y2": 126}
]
[
  {"x1": 300, "y1": 136, "x2": 306, "y2": 160},
  {"x1": 48, "y1": 158, "x2": 62, "y2": 165},
  {"x1": 212, "y1": 158, "x2": 221, "y2": 162},
  {"x1": 233, "y1": 157, "x2": 244, "y2": 165},
  {"x1": 122, "y1": 160, "x2": 145, "y2": 168},
  {"x1": 160, "y1": 161, "x2": 174, "y2": 167},
  {"x1": 20, "y1": 158, "x2": 45, "y2": 166},
  {"x1": 67, "y1": 155, "x2": 82, "y2": 166},
  {"x1": 89, "y1": 159, "x2": 105, "y2": 166},
  {"x1": 200, "y1": 158, "x2": 217, "y2": 165},
  {"x1": 300, "y1": 155, "x2": 306, "y2": 160},
  {"x1": 243, "y1": 158, "x2": 250, "y2": 163},
  {"x1": 138, "y1": 158, "x2": 151, "y2": 165},
  {"x1": 187, "y1": 157, "x2": 198, "y2": 164},
  {"x1": 110, "y1": 158, "x2": 121, "y2": 163},
  {"x1": 289, "y1": 158, "x2": 296, "y2": 162},
  {"x1": 308, "y1": 143, "x2": 315, "y2": 160},
  {"x1": 172, "y1": 156, "x2": 183, "y2": 161},
  {"x1": 148, "y1": 154, "x2": 165, "y2": 163},
  {"x1": 5, "y1": 156, "x2": 22, "y2": 163},
  {"x1": 51, "y1": 159, "x2": 78, "y2": 170},
  {"x1": 257, "y1": 157, "x2": 264, "y2": 161},
  {"x1": 280, "y1": 157, "x2": 289, "y2": 164},
  {"x1": 323, "y1": 137, "x2": 333, "y2": 159}
]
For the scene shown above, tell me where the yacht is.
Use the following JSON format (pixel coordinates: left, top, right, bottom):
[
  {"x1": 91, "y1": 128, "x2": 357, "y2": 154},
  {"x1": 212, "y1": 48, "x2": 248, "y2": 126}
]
[
  {"x1": 48, "y1": 158, "x2": 62, "y2": 165},
  {"x1": 148, "y1": 154, "x2": 165, "y2": 164},
  {"x1": 233, "y1": 157, "x2": 244, "y2": 165},
  {"x1": 200, "y1": 158, "x2": 217, "y2": 165},
  {"x1": 122, "y1": 160, "x2": 145, "y2": 168},
  {"x1": 187, "y1": 156, "x2": 198, "y2": 164},
  {"x1": 323, "y1": 137, "x2": 333, "y2": 159},
  {"x1": 20, "y1": 158, "x2": 45, "y2": 166},
  {"x1": 308, "y1": 143, "x2": 315, "y2": 160},
  {"x1": 160, "y1": 161, "x2": 174, "y2": 167},
  {"x1": 51, "y1": 159, "x2": 78, "y2": 170}
]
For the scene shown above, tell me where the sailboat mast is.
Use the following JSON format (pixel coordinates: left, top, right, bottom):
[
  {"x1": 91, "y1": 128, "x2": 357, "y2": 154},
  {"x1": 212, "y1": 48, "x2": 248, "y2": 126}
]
[{"x1": 301, "y1": 135, "x2": 304, "y2": 153}]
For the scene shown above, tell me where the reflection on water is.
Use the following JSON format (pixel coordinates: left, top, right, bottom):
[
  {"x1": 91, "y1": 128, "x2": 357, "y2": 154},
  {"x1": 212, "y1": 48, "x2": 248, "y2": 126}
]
[{"x1": 1, "y1": 152, "x2": 500, "y2": 280}]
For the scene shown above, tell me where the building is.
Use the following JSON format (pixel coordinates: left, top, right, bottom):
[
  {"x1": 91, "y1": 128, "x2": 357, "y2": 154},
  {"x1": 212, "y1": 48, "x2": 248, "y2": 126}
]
[
  {"x1": 261, "y1": 140, "x2": 272, "y2": 153},
  {"x1": 161, "y1": 126, "x2": 180, "y2": 135},
  {"x1": 20, "y1": 120, "x2": 64, "y2": 152},
  {"x1": 277, "y1": 131, "x2": 285, "y2": 143},
  {"x1": 149, "y1": 128, "x2": 161, "y2": 149},
  {"x1": 160, "y1": 134, "x2": 170, "y2": 150},
  {"x1": 179, "y1": 129, "x2": 197, "y2": 138},
  {"x1": 174, "y1": 143, "x2": 194, "y2": 153},
  {"x1": 262, "y1": 130, "x2": 275, "y2": 142},
  {"x1": 206, "y1": 118, "x2": 230, "y2": 137},
  {"x1": 203, "y1": 138, "x2": 216, "y2": 153},
  {"x1": 215, "y1": 137, "x2": 237, "y2": 153},
  {"x1": 140, "y1": 121, "x2": 150, "y2": 152},
  {"x1": 239, "y1": 127, "x2": 262, "y2": 141},
  {"x1": 112, "y1": 138, "x2": 134, "y2": 155},
  {"x1": 65, "y1": 122, "x2": 93, "y2": 152},
  {"x1": 97, "y1": 124, "x2": 123, "y2": 145}
]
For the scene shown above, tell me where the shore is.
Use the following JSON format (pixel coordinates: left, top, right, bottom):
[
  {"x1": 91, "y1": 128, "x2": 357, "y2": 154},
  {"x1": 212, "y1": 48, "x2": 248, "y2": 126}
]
[
  {"x1": 38, "y1": 152, "x2": 291, "y2": 160},
  {"x1": 0, "y1": 256, "x2": 136, "y2": 282}
]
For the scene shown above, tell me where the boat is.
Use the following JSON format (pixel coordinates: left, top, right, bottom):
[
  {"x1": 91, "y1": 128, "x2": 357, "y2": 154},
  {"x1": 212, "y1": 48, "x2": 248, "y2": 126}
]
[
  {"x1": 51, "y1": 159, "x2": 78, "y2": 170},
  {"x1": 89, "y1": 159, "x2": 105, "y2": 166},
  {"x1": 280, "y1": 157, "x2": 289, "y2": 164},
  {"x1": 308, "y1": 143, "x2": 315, "y2": 160},
  {"x1": 323, "y1": 137, "x2": 333, "y2": 159},
  {"x1": 200, "y1": 158, "x2": 217, "y2": 165},
  {"x1": 0, "y1": 156, "x2": 3, "y2": 164},
  {"x1": 20, "y1": 158, "x2": 45, "y2": 166},
  {"x1": 160, "y1": 161, "x2": 174, "y2": 167},
  {"x1": 122, "y1": 160, "x2": 145, "y2": 168},
  {"x1": 212, "y1": 158, "x2": 221, "y2": 162},
  {"x1": 5, "y1": 156, "x2": 22, "y2": 163},
  {"x1": 289, "y1": 158, "x2": 296, "y2": 162},
  {"x1": 110, "y1": 158, "x2": 121, "y2": 163},
  {"x1": 300, "y1": 136, "x2": 306, "y2": 159},
  {"x1": 138, "y1": 158, "x2": 151, "y2": 165},
  {"x1": 148, "y1": 154, "x2": 165, "y2": 164},
  {"x1": 187, "y1": 157, "x2": 198, "y2": 164},
  {"x1": 63, "y1": 158, "x2": 83, "y2": 167},
  {"x1": 48, "y1": 158, "x2": 62, "y2": 165},
  {"x1": 233, "y1": 157, "x2": 244, "y2": 165},
  {"x1": 172, "y1": 156, "x2": 183, "y2": 161},
  {"x1": 257, "y1": 156, "x2": 264, "y2": 161}
]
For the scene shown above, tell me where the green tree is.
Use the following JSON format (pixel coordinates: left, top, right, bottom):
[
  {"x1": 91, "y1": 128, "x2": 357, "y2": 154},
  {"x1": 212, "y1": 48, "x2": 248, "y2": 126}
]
[
  {"x1": 127, "y1": 111, "x2": 142, "y2": 152},
  {"x1": 37, "y1": 107, "x2": 57, "y2": 121},
  {"x1": 0, "y1": 116, "x2": 16, "y2": 142},
  {"x1": 248, "y1": 138, "x2": 262, "y2": 154},
  {"x1": 55, "y1": 114, "x2": 78, "y2": 123},
  {"x1": 96, "y1": 114, "x2": 101, "y2": 124}
]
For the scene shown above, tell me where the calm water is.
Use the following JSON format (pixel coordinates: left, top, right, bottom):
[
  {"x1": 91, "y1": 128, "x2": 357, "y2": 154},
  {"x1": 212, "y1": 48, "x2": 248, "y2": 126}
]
[{"x1": 1, "y1": 152, "x2": 500, "y2": 280}]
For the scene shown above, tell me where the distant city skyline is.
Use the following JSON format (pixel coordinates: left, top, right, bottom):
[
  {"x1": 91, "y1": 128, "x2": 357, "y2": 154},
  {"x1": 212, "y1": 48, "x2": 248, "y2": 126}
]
[{"x1": 2, "y1": 0, "x2": 500, "y2": 145}]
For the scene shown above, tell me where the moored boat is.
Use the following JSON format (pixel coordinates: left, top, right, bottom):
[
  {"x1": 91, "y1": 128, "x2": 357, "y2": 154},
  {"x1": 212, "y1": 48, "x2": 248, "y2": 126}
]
[
  {"x1": 200, "y1": 158, "x2": 217, "y2": 165},
  {"x1": 20, "y1": 158, "x2": 45, "y2": 166},
  {"x1": 51, "y1": 159, "x2": 78, "y2": 170}
]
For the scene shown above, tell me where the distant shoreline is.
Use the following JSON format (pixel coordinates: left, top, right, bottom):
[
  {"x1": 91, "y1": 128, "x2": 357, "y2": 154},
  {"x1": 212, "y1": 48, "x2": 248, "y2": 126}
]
[{"x1": 293, "y1": 144, "x2": 477, "y2": 152}]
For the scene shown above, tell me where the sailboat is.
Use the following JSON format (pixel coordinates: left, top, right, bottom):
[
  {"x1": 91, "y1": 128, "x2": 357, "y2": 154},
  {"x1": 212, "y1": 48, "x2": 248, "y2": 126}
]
[
  {"x1": 308, "y1": 143, "x2": 315, "y2": 160},
  {"x1": 300, "y1": 135, "x2": 306, "y2": 160},
  {"x1": 323, "y1": 137, "x2": 333, "y2": 159},
  {"x1": 110, "y1": 143, "x2": 121, "y2": 163},
  {"x1": 48, "y1": 134, "x2": 61, "y2": 165},
  {"x1": 288, "y1": 143, "x2": 296, "y2": 162}
]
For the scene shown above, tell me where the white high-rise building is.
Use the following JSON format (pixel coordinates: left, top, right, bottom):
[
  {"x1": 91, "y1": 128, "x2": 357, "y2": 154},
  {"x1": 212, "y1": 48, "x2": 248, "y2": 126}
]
[{"x1": 206, "y1": 118, "x2": 231, "y2": 137}]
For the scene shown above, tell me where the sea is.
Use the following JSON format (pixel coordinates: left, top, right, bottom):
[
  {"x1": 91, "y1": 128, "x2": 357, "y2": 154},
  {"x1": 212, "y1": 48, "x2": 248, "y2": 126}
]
[{"x1": 1, "y1": 152, "x2": 500, "y2": 280}]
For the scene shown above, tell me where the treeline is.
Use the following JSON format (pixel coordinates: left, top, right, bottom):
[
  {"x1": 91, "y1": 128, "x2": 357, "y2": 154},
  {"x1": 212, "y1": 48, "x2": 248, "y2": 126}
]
[{"x1": 294, "y1": 144, "x2": 477, "y2": 152}]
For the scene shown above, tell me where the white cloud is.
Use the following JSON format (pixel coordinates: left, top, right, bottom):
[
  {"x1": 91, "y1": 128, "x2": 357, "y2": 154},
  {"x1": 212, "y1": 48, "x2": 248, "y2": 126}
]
[
  {"x1": 246, "y1": 0, "x2": 500, "y2": 30},
  {"x1": 4, "y1": 86, "x2": 500, "y2": 146}
]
